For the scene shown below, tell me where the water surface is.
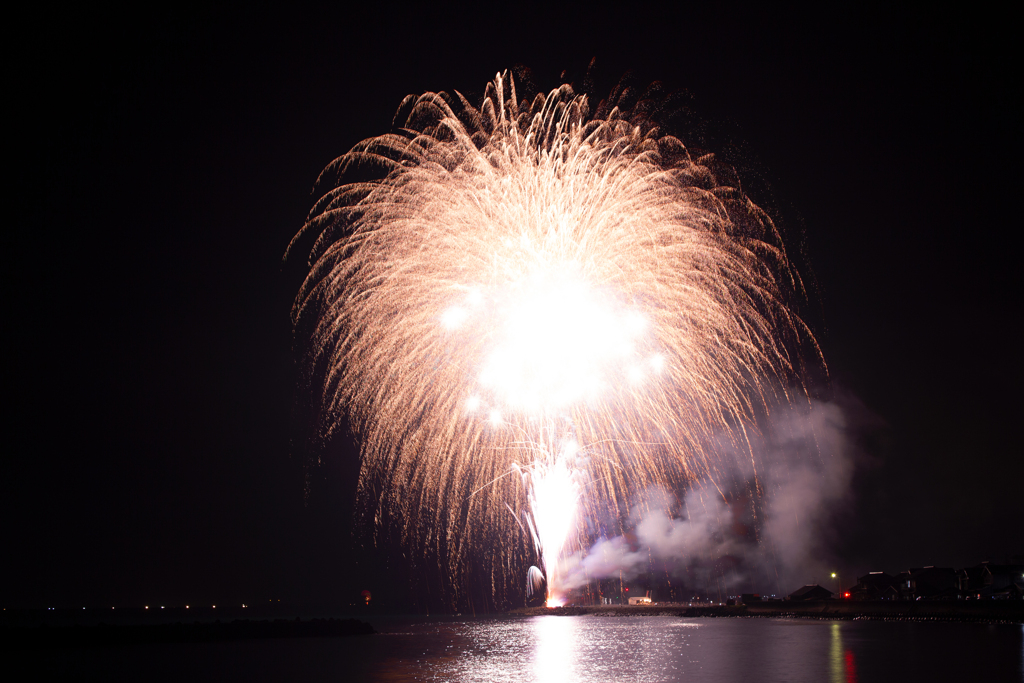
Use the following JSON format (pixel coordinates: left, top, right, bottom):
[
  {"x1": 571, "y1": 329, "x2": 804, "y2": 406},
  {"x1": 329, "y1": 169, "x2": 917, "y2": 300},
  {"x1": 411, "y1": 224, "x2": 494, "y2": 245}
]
[{"x1": 17, "y1": 615, "x2": 1024, "y2": 682}]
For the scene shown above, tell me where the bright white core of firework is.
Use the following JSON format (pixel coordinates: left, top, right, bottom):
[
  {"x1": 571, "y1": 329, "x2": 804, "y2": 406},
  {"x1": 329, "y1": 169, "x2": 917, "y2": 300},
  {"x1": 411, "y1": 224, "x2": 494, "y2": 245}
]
[{"x1": 447, "y1": 267, "x2": 652, "y2": 416}]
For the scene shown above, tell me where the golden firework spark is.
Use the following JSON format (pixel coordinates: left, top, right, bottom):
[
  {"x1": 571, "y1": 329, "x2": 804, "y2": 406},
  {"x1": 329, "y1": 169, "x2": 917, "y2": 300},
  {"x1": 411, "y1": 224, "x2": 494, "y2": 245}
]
[{"x1": 290, "y1": 72, "x2": 815, "y2": 609}]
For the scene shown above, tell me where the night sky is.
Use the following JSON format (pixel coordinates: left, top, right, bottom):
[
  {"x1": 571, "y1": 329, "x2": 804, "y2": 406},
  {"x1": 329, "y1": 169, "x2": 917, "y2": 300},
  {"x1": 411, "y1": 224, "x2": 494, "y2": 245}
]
[{"x1": 6, "y1": 5, "x2": 1020, "y2": 610}]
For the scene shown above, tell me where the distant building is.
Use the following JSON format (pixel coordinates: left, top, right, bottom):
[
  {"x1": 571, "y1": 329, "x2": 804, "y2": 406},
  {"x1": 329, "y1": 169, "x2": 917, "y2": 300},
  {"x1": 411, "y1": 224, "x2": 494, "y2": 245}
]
[
  {"x1": 959, "y1": 561, "x2": 1024, "y2": 599},
  {"x1": 904, "y1": 567, "x2": 959, "y2": 599},
  {"x1": 831, "y1": 558, "x2": 1023, "y2": 605},
  {"x1": 787, "y1": 585, "x2": 833, "y2": 601},
  {"x1": 628, "y1": 596, "x2": 652, "y2": 605},
  {"x1": 739, "y1": 593, "x2": 762, "y2": 604},
  {"x1": 849, "y1": 572, "x2": 900, "y2": 601},
  {"x1": 989, "y1": 583, "x2": 1023, "y2": 600}
]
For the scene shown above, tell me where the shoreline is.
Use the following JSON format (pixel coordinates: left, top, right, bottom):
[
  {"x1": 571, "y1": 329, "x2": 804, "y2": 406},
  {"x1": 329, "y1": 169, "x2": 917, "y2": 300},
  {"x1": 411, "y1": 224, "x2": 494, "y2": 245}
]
[
  {"x1": 509, "y1": 600, "x2": 1024, "y2": 623},
  {"x1": 4, "y1": 600, "x2": 1019, "y2": 649}
]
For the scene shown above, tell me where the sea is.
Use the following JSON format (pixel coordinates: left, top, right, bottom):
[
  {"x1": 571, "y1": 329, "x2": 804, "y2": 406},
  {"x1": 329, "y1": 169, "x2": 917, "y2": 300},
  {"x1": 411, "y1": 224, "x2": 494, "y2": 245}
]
[{"x1": 14, "y1": 614, "x2": 1024, "y2": 682}]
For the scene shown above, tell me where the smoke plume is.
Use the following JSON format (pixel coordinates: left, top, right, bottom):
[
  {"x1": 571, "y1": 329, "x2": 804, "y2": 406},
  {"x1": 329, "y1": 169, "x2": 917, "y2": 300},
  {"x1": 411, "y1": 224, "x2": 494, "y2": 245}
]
[{"x1": 562, "y1": 394, "x2": 873, "y2": 598}]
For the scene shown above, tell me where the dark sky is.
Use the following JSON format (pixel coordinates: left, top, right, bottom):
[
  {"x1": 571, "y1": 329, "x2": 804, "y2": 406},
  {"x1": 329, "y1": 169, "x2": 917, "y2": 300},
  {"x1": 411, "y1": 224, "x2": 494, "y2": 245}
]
[{"x1": 6, "y1": 5, "x2": 1020, "y2": 610}]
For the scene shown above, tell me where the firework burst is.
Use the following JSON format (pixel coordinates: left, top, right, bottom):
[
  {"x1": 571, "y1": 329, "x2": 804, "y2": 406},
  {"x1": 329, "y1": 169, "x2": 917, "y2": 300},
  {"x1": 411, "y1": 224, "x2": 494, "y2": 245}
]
[{"x1": 290, "y1": 72, "x2": 815, "y2": 609}]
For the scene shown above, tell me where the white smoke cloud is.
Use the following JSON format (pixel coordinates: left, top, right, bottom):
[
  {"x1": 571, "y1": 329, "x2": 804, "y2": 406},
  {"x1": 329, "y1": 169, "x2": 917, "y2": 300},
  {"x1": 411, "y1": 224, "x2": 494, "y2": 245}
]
[{"x1": 561, "y1": 394, "x2": 873, "y2": 598}]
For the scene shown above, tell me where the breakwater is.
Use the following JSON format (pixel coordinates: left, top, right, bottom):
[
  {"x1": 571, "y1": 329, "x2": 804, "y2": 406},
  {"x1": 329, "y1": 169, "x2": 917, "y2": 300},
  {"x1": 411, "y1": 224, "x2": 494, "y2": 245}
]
[
  {"x1": 0, "y1": 617, "x2": 375, "y2": 650},
  {"x1": 511, "y1": 600, "x2": 1023, "y2": 623}
]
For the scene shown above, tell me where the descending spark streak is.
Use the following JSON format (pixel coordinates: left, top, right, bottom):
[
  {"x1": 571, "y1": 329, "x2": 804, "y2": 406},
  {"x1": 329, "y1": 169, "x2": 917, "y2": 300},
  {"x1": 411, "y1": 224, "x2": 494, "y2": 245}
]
[
  {"x1": 524, "y1": 438, "x2": 583, "y2": 607},
  {"x1": 289, "y1": 71, "x2": 815, "y2": 609}
]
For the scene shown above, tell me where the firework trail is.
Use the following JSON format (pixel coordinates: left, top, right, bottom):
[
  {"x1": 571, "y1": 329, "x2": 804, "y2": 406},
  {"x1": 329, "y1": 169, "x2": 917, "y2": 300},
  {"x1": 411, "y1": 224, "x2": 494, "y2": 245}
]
[{"x1": 289, "y1": 71, "x2": 815, "y2": 608}]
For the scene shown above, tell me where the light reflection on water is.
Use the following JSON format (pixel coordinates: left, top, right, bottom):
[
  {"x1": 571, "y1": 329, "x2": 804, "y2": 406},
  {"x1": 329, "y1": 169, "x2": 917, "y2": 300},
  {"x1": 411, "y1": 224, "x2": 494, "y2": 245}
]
[
  {"x1": 830, "y1": 621, "x2": 858, "y2": 683},
  {"x1": 365, "y1": 615, "x2": 1021, "y2": 683},
  {"x1": 533, "y1": 615, "x2": 574, "y2": 683},
  {"x1": 522, "y1": 614, "x2": 703, "y2": 682},
  {"x1": 429, "y1": 614, "x2": 705, "y2": 682},
  {"x1": 17, "y1": 615, "x2": 1024, "y2": 682}
]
